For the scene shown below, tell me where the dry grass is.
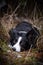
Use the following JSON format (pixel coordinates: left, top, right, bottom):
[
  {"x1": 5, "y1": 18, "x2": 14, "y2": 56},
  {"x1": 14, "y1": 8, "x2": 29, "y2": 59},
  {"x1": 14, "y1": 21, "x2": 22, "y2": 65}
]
[{"x1": 0, "y1": 5, "x2": 43, "y2": 65}]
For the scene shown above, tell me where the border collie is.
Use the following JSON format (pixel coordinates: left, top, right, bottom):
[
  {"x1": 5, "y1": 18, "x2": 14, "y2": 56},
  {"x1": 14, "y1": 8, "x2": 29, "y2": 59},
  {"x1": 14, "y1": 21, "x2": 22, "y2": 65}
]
[{"x1": 8, "y1": 21, "x2": 40, "y2": 52}]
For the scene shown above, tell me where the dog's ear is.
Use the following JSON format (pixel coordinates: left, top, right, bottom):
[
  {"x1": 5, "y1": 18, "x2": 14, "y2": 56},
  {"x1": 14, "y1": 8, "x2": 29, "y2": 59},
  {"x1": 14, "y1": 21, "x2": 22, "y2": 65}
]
[
  {"x1": 26, "y1": 30, "x2": 32, "y2": 37},
  {"x1": 33, "y1": 27, "x2": 40, "y2": 37}
]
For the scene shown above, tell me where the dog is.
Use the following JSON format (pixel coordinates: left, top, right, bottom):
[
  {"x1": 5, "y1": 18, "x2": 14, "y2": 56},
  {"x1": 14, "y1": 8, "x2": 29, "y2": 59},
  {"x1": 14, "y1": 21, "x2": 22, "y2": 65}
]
[{"x1": 8, "y1": 21, "x2": 40, "y2": 52}]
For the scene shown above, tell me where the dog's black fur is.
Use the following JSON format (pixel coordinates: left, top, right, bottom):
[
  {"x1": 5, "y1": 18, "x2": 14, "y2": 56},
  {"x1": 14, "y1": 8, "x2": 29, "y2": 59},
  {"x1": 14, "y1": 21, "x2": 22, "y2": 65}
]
[{"x1": 9, "y1": 21, "x2": 40, "y2": 52}]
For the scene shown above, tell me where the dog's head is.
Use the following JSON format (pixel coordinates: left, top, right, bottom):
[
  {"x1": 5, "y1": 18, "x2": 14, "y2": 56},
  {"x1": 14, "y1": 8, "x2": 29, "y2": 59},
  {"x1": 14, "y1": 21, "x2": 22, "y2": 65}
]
[{"x1": 8, "y1": 29, "x2": 31, "y2": 52}]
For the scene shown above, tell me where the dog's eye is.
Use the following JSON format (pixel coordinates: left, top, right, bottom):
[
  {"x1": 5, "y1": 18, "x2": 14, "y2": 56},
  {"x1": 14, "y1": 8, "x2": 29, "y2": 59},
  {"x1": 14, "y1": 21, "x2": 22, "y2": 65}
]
[
  {"x1": 20, "y1": 41, "x2": 23, "y2": 46},
  {"x1": 13, "y1": 39, "x2": 17, "y2": 43},
  {"x1": 20, "y1": 41, "x2": 22, "y2": 44},
  {"x1": 15, "y1": 39, "x2": 17, "y2": 42}
]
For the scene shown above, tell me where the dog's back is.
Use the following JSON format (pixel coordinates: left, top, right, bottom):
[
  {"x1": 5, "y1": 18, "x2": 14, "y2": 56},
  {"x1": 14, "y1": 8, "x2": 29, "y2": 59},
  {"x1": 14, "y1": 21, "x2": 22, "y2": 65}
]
[{"x1": 15, "y1": 21, "x2": 32, "y2": 32}]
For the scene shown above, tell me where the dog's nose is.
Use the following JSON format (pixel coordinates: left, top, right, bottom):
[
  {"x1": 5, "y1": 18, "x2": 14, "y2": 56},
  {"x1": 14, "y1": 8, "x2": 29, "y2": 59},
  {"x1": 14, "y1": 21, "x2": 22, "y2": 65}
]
[{"x1": 12, "y1": 48, "x2": 16, "y2": 51}]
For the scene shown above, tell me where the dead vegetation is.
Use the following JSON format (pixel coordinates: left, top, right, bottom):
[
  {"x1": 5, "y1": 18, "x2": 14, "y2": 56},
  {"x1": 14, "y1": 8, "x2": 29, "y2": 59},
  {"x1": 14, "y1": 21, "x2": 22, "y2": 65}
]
[
  {"x1": 0, "y1": 15, "x2": 43, "y2": 65},
  {"x1": 0, "y1": 2, "x2": 43, "y2": 65}
]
